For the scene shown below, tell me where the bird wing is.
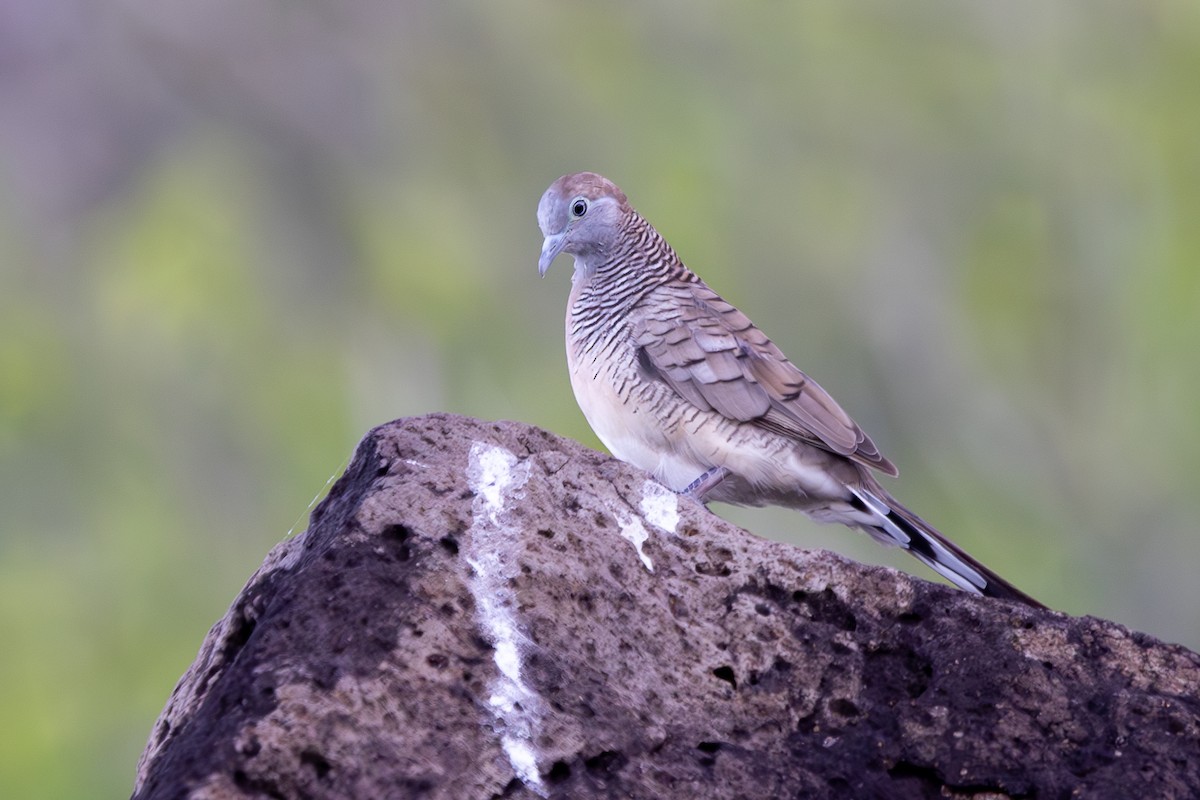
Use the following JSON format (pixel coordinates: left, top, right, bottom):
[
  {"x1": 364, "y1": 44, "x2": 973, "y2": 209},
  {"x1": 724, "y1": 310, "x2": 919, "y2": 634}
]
[{"x1": 632, "y1": 282, "x2": 897, "y2": 476}]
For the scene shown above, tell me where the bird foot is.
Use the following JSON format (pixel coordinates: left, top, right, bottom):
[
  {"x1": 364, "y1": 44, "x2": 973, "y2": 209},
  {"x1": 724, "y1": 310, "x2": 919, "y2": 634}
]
[{"x1": 679, "y1": 466, "x2": 730, "y2": 502}]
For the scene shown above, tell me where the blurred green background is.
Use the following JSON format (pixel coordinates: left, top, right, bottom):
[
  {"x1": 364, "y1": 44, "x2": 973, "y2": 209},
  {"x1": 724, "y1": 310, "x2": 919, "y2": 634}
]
[{"x1": 3, "y1": 1, "x2": 1199, "y2": 796}]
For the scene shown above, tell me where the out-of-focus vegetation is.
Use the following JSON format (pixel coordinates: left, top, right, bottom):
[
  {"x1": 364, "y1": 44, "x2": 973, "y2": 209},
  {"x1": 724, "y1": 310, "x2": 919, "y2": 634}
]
[{"x1": 2, "y1": 1, "x2": 1198, "y2": 796}]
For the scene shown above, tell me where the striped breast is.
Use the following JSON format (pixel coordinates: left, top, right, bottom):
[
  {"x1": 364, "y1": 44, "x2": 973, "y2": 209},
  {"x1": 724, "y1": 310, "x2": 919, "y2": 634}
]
[{"x1": 563, "y1": 246, "x2": 716, "y2": 492}]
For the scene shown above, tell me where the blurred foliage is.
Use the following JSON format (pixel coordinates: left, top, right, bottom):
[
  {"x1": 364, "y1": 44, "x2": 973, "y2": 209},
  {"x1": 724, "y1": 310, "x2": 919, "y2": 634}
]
[{"x1": 1, "y1": 1, "x2": 1199, "y2": 796}]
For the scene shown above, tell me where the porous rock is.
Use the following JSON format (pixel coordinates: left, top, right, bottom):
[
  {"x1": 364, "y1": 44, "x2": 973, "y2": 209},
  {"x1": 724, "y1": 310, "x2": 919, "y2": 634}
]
[{"x1": 133, "y1": 413, "x2": 1200, "y2": 799}]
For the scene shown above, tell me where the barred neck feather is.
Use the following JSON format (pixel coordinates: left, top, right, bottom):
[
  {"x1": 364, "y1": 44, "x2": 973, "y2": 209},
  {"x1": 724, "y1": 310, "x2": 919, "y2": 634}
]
[
  {"x1": 569, "y1": 213, "x2": 695, "y2": 348},
  {"x1": 582, "y1": 214, "x2": 697, "y2": 296}
]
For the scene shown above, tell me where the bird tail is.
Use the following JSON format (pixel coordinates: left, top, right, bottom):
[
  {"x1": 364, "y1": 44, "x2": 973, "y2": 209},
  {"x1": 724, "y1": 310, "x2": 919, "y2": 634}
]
[{"x1": 849, "y1": 486, "x2": 1045, "y2": 609}]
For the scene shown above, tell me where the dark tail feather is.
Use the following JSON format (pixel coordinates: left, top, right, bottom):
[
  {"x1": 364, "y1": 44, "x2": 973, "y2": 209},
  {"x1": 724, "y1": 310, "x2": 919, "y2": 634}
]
[{"x1": 850, "y1": 488, "x2": 1046, "y2": 609}]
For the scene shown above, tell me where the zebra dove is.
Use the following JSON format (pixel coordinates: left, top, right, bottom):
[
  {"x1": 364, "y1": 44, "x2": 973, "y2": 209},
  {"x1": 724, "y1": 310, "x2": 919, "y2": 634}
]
[{"x1": 537, "y1": 171, "x2": 1043, "y2": 607}]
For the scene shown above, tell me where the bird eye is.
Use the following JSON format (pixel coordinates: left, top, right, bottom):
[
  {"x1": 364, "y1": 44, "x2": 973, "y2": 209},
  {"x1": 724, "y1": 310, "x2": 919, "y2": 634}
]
[{"x1": 571, "y1": 199, "x2": 588, "y2": 218}]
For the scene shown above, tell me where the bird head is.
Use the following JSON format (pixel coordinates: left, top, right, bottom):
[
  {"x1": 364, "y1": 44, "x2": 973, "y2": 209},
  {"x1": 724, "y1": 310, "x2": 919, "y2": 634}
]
[{"x1": 537, "y1": 172, "x2": 630, "y2": 277}]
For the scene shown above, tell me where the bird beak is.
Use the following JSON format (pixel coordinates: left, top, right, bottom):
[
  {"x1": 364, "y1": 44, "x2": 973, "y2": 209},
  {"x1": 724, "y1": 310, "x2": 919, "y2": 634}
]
[{"x1": 538, "y1": 232, "x2": 568, "y2": 277}]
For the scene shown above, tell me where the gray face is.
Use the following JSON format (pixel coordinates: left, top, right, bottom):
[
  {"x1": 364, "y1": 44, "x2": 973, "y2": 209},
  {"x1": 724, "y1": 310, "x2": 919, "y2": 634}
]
[{"x1": 537, "y1": 172, "x2": 629, "y2": 277}]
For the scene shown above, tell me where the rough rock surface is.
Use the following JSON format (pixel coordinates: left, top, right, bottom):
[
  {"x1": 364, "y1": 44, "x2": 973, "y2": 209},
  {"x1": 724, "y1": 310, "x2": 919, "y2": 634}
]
[{"x1": 134, "y1": 413, "x2": 1200, "y2": 799}]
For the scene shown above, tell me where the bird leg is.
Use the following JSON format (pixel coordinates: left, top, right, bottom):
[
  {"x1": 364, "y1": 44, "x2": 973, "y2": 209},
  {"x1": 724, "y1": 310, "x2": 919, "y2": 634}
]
[{"x1": 679, "y1": 466, "x2": 731, "y2": 503}]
